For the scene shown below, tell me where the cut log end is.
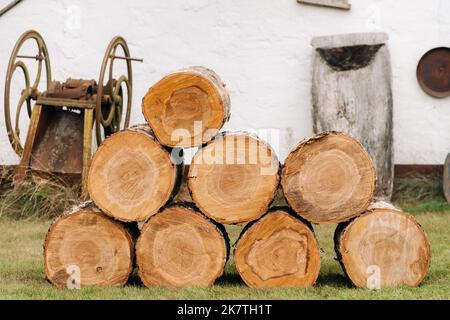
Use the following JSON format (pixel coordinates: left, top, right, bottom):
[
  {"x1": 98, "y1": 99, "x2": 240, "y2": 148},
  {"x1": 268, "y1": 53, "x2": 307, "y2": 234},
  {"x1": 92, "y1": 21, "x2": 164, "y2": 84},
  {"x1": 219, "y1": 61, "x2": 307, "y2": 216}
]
[
  {"x1": 44, "y1": 206, "x2": 134, "y2": 288},
  {"x1": 335, "y1": 208, "x2": 431, "y2": 288},
  {"x1": 188, "y1": 133, "x2": 280, "y2": 224},
  {"x1": 282, "y1": 132, "x2": 376, "y2": 224},
  {"x1": 142, "y1": 67, "x2": 230, "y2": 147},
  {"x1": 88, "y1": 125, "x2": 182, "y2": 222},
  {"x1": 136, "y1": 204, "x2": 229, "y2": 288},
  {"x1": 234, "y1": 208, "x2": 321, "y2": 288}
]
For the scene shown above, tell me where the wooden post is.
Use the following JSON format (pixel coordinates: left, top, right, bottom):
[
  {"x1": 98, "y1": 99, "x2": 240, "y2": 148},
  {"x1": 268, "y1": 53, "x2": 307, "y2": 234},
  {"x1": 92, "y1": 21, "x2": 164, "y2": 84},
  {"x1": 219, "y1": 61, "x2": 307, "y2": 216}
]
[
  {"x1": 444, "y1": 153, "x2": 450, "y2": 204},
  {"x1": 81, "y1": 108, "x2": 94, "y2": 200},
  {"x1": 311, "y1": 32, "x2": 394, "y2": 200},
  {"x1": 14, "y1": 103, "x2": 43, "y2": 183}
]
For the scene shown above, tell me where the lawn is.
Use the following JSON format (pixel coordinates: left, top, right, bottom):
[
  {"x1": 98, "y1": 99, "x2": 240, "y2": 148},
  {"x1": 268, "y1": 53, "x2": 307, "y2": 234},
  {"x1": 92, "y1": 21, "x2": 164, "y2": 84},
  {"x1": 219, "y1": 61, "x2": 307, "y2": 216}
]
[
  {"x1": 0, "y1": 171, "x2": 449, "y2": 299},
  {"x1": 0, "y1": 196, "x2": 449, "y2": 299}
]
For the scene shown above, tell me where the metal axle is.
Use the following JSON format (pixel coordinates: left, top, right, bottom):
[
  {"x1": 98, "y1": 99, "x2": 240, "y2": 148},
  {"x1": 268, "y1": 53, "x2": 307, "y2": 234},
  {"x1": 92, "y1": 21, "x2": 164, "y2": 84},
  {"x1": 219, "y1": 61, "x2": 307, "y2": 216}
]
[
  {"x1": 17, "y1": 54, "x2": 45, "y2": 61},
  {"x1": 110, "y1": 55, "x2": 143, "y2": 63}
]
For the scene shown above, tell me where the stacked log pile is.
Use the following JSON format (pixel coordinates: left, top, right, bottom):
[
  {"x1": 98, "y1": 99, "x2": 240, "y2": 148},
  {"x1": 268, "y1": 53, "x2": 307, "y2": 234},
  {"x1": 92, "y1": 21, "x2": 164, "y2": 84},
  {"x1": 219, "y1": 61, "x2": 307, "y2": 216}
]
[
  {"x1": 281, "y1": 132, "x2": 430, "y2": 289},
  {"x1": 44, "y1": 67, "x2": 231, "y2": 288},
  {"x1": 43, "y1": 67, "x2": 430, "y2": 290}
]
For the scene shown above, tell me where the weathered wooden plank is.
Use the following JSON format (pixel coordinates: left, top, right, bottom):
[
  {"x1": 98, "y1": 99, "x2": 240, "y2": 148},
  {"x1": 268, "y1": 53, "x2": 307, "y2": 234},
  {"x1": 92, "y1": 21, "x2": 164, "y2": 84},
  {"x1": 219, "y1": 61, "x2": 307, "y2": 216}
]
[
  {"x1": 444, "y1": 153, "x2": 450, "y2": 204},
  {"x1": 297, "y1": 0, "x2": 351, "y2": 10},
  {"x1": 311, "y1": 32, "x2": 394, "y2": 200}
]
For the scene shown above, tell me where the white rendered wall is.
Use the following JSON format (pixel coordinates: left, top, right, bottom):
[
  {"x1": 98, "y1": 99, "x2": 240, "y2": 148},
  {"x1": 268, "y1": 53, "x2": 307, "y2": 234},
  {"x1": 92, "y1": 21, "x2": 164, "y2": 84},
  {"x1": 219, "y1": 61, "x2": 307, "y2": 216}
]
[{"x1": 0, "y1": 0, "x2": 449, "y2": 165}]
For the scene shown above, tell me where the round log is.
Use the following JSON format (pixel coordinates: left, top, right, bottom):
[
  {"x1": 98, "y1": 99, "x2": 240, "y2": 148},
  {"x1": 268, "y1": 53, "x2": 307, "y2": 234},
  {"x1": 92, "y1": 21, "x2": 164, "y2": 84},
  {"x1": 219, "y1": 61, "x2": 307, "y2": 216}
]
[
  {"x1": 282, "y1": 132, "x2": 376, "y2": 224},
  {"x1": 88, "y1": 124, "x2": 183, "y2": 222},
  {"x1": 334, "y1": 206, "x2": 431, "y2": 288},
  {"x1": 234, "y1": 207, "x2": 321, "y2": 288},
  {"x1": 142, "y1": 66, "x2": 230, "y2": 147},
  {"x1": 136, "y1": 203, "x2": 229, "y2": 287},
  {"x1": 188, "y1": 132, "x2": 280, "y2": 224},
  {"x1": 44, "y1": 202, "x2": 135, "y2": 288}
]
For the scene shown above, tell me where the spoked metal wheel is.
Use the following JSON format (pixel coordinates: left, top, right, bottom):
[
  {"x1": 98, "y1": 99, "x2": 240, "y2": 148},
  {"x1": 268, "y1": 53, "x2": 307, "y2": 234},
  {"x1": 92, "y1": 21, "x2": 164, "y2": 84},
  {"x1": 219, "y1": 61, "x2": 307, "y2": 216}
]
[
  {"x1": 95, "y1": 36, "x2": 133, "y2": 146},
  {"x1": 4, "y1": 30, "x2": 51, "y2": 156}
]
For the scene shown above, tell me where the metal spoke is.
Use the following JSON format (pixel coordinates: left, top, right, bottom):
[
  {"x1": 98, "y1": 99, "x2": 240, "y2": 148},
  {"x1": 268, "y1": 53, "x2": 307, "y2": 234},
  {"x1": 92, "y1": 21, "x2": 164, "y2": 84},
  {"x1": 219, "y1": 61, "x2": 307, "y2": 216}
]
[{"x1": 3, "y1": 30, "x2": 51, "y2": 156}]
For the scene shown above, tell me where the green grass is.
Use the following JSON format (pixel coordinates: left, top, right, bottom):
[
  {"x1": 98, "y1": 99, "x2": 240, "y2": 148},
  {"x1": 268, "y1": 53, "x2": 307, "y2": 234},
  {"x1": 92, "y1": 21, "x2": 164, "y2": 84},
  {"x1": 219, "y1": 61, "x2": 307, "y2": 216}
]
[
  {"x1": 0, "y1": 172, "x2": 449, "y2": 299},
  {"x1": 0, "y1": 207, "x2": 449, "y2": 300}
]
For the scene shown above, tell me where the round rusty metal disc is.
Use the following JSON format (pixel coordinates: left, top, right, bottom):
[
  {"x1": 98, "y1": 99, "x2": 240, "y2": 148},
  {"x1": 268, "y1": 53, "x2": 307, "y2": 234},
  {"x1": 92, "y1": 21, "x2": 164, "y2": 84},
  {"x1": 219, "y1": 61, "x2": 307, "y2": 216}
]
[{"x1": 417, "y1": 47, "x2": 450, "y2": 98}]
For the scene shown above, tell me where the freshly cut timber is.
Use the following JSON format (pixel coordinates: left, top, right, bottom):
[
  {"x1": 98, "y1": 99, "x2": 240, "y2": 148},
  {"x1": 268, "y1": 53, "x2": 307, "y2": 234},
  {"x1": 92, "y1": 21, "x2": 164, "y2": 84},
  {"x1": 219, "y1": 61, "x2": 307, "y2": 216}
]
[
  {"x1": 44, "y1": 202, "x2": 136, "y2": 288},
  {"x1": 188, "y1": 132, "x2": 280, "y2": 224},
  {"x1": 136, "y1": 204, "x2": 229, "y2": 287},
  {"x1": 282, "y1": 132, "x2": 376, "y2": 224},
  {"x1": 234, "y1": 207, "x2": 321, "y2": 288},
  {"x1": 142, "y1": 67, "x2": 230, "y2": 147},
  {"x1": 88, "y1": 124, "x2": 183, "y2": 222},
  {"x1": 335, "y1": 203, "x2": 431, "y2": 288},
  {"x1": 311, "y1": 32, "x2": 393, "y2": 200}
]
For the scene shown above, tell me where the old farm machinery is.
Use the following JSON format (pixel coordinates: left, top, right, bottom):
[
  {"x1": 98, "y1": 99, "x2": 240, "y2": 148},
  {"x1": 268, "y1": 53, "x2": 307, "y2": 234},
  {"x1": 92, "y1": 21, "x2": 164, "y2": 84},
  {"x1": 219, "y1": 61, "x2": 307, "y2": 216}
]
[{"x1": 4, "y1": 30, "x2": 141, "y2": 197}]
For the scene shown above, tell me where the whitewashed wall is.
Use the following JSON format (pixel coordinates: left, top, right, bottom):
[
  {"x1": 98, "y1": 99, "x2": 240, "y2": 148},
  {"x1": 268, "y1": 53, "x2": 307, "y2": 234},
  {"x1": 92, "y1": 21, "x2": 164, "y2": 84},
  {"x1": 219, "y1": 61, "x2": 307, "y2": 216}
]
[{"x1": 0, "y1": 0, "x2": 449, "y2": 165}]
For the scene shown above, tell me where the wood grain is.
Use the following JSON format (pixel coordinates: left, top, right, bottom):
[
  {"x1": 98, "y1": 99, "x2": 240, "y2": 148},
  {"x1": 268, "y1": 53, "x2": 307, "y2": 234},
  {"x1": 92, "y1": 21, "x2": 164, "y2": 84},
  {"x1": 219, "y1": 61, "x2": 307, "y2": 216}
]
[
  {"x1": 234, "y1": 208, "x2": 321, "y2": 288},
  {"x1": 136, "y1": 204, "x2": 229, "y2": 288},
  {"x1": 335, "y1": 206, "x2": 430, "y2": 288},
  {"x1": 142, "y1": 67, "x2": 230, "y2": 147},
  {"x1": 44, "y1": 202, "x2": 135, "y2": 288},
  {"x1": 88, "y1": 124, "x2": 182, "y2": 222},
  {"x1": 188, "y1": 132, "x2": 280, "y2": 224},
  {"x1": 282, "y1": 132, "x2": 376, "y2": 224}
]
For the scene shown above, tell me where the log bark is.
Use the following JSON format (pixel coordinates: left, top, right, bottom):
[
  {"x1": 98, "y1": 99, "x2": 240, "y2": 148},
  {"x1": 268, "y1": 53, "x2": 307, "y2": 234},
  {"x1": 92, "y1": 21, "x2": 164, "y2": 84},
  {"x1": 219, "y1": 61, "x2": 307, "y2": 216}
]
[
  {"x1": 43, "y1": 201, "x2": 136, "y2": 288},
  {"x1": 88, "y1": 124, "x2": 183, "y2": 222},
  {"x1": 334, "y1": 203, "x2": 431, "y2": 288},
  {"x1": 311, "y1": 32, "x2": 393, "y2": 200},
  {"x1": 136, "y1": 203, "x2": 229, "y2": 288},
  {"x1": 444, "y1": 153, "x2": 450, "y2": 204},
  {"x1": 142, "y1": 66, "x2": 231, "y2": 147},
  {"x1": 234, "y1": 207, "x2": 321, "y2": 288},
  {"x1": 282, "y1": 132, "x2": 376, "y2": 224},
  {"x1": 188, "y1": 132, "x2": 280, "y2": 224}
]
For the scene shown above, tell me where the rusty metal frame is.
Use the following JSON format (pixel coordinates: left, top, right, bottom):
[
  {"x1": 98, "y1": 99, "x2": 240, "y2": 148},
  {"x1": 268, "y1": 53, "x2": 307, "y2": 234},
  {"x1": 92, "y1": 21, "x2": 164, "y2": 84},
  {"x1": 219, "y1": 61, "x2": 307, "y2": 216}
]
[{"x1": 4, "y1": 30, "x2": 141, "y2": 199}]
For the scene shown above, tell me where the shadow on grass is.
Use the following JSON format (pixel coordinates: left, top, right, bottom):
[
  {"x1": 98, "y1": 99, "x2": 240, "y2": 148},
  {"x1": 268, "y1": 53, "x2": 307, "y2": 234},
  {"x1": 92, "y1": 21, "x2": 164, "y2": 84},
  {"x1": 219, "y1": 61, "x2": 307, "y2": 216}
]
[
  {"x1": 216, "y1": 272, "x2": 244, "y2": 286},
  {"x1": 316, "y1": 272, "x2": 352, "y2": 288},
  {"x1": 127, "y1": 272, "x2": 143, "y2": 287}
]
